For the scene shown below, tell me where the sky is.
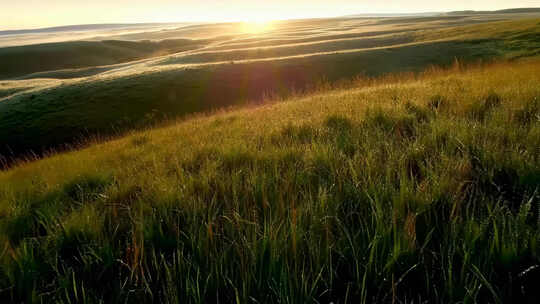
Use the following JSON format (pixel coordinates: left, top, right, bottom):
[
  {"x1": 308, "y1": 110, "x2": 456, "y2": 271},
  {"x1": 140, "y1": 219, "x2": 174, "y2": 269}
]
[{"x1": 1, "y1": 0, "x2": 539, "y2": 30}]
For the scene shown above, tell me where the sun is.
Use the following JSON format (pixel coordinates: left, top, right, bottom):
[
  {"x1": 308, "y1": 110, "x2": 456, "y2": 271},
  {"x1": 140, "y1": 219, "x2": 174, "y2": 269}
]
[{"x1": 240, "y1": 17, "x2": 274, "y2": 34}]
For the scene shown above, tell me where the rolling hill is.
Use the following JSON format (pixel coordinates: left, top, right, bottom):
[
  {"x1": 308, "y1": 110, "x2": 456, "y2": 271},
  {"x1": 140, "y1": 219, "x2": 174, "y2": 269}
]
[
  {"x1": 0, "y1": 55, "x2": 539, "y2": 303},
  {"x1": 445, "y1": 7, "x2": 540, "y2": 15},
  {"x1": 0, "y1": 39, "x2": 209, "y2": 79},
  {"x1": 1, "y1": 16, "x2": 540, "y2": 165},
  {"x1": 0, "y1": 9, "x2": 539, "y2": 303}
]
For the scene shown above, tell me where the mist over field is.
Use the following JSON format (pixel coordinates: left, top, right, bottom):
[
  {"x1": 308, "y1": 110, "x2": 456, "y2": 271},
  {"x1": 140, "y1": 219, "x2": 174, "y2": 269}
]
[
  {"x1": 0, "y1": 23, "x2": 188, "y2": 48},
  {"x1": 0, "y1": 4, "x2": 539, "y2": 304}
]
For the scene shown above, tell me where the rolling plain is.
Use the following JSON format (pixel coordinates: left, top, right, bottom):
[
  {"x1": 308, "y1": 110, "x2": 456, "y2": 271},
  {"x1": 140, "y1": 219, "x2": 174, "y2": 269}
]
[
  {"x1": 0, "y1": 11, "x2": 539, "y2": 303},
  {"x1": 2, "y1": 13, "x2": 540, "y2": 163}
]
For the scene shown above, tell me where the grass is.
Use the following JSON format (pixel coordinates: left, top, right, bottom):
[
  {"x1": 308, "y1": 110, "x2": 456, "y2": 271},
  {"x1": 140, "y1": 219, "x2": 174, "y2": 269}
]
[
  {"x1": 2, "y1": 14, "x2": 538, "y2": 82},
  {"x1": 0, "y1": 43, "x2": 469, "y2": 163},
  {"x1": 415, "y1": 18, "x2": 540, "y2": 59},
  {"x1": 0, "y1": 39, "x2": 211, "y2": 80},
  {"x1": 0, "y1": 57, "x2": 539, "y2": 303},
  {"x1": 4, "y1": 16, "x2": 540, "y2": 163}
]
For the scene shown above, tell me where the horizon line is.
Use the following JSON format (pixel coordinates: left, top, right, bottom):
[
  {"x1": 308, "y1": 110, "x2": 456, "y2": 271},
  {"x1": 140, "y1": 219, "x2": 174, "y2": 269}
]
[{"x1": 1, "y1": 6, "x2": 539, "y2": 33}]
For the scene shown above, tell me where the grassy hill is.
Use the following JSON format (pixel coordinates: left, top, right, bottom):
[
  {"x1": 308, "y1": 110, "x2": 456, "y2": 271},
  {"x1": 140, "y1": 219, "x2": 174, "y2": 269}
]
[
  {"x1": 445, "y1": 8, "x2": 540, "y2": 15},
  {"x1": 0, "y1": 39, "x2": 209, "y2": 79},
  {"x1": 0, "y1": 56, "x2": 539, "y2": 303},
  {"x1": 1, "y1": 17, "x2": 540, "y2": 165}
]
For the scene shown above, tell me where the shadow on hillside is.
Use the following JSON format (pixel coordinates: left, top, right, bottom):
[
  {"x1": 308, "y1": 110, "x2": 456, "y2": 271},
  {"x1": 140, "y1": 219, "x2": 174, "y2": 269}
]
[{"x1": 0, "y1": 40, "x2": 503, "y2": 167}]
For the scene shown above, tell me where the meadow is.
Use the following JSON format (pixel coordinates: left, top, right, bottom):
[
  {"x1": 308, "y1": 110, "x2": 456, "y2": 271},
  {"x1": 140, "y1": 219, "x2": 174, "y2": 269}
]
[
  {"x1": 0, "y1": 12, "x2": 539, "y2": 303},
  {"x1": 2, "y1": 15, "x2": 540, "y2": 164},
  {"x1": 0, "y1": 54, "x2": 539, "y2": 303}
]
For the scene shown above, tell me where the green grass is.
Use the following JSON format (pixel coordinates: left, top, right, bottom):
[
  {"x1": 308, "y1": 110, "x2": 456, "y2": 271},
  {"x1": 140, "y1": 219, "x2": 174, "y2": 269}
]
[
  {"x1": 0, "y1": 39, "x2": 211, "y2": 80},
  {"x1": 0, "y1": 39, "x2": 501, "y2": 163},
  {"x1": 416, "y1": 18, "x2": 540, "y2": 59},
  {"x1": 4, "y1": 17, "x2": 540, "y2": 163},
  {"x1": 0, "y1": 57, "x2": 539, "y2": 303},
  {"x1": 0, "y1": 86, "x2": 31, "y2": 98}
]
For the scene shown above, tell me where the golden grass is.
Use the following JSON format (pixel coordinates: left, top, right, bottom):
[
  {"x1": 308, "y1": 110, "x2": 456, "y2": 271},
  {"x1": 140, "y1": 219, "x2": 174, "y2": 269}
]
[{"x1": 0, "y1": 57, "x2": 539, "y2": 303}]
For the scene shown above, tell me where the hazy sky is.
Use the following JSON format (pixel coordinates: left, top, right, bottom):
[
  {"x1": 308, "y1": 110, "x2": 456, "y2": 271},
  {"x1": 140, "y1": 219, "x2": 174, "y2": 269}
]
[{"x1": 1, "y1": 0, "x2": 539, "y2": 30}]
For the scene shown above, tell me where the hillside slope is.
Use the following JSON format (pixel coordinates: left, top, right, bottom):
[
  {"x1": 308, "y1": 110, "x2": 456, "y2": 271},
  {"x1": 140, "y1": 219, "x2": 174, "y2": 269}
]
[
  {"x1": 445, "y1": 8, "x2": 540, "y2": 15},
  {"x1": 0, "y1": 58, "x2": 539, "y2": 303},
  {"x1": 1, "y1": 17, "x2": 540, "y2": 163},
  {"x1": 0, "y1": 38, "x2": 209, "y2": 79}
]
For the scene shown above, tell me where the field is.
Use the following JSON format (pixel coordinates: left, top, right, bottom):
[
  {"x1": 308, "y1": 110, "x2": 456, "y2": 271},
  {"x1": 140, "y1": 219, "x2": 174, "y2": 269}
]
[
  {"x1": 1, "y1": 55, "x2": 539, "y2": 303},
  {"x1": 2, "y1": 15, "x2": 540, "y2": 163},
  {"x1": 0, "y1": 12, "x2": 539, "y2": 303}
]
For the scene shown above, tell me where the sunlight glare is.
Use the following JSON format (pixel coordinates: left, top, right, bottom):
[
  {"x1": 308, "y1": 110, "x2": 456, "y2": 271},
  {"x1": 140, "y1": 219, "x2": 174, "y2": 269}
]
[{"x1": 240, "y1": 16, "x2": 274, "y2": 34}]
